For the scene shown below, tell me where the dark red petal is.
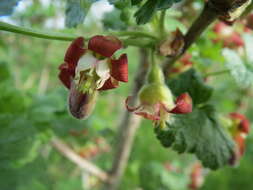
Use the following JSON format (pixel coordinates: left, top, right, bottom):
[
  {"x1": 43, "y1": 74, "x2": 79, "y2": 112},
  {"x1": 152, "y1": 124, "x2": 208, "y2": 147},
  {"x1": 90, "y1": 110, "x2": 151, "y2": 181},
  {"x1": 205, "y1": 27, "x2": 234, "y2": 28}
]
[
  {"x1": 230, "y1": 112, "x2": 250, "y2": 134},
  {"x1": 135, "y1": 111, "x2": 160, "y2": 121},
  {"x1": 64, "y1": 37, "x2": 86, "y2": 69},
  {"x1": 88, "y1": 35, "x2": 122, "y2": 57},
  {"x1": 98, "y1": 77, "x2": 119, "y2": 91},
  {"x1": 58, "y1": 62, "x2": 74, "y2": 89},
  {"x1": 170, "y1": 93, "x2": 193, "y2": 114},
  {"x1": 125, "y1": 96, "x2": 141, "y2": 112},
  {"x1": 111, "y1": 54, "x2": 128, "y2": 82}
]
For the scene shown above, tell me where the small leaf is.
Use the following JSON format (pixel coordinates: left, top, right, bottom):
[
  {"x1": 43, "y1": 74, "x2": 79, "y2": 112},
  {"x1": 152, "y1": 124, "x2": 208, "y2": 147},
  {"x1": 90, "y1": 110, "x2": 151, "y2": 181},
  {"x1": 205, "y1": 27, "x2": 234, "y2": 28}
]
[
  {"x1": 167, "y1": 69, "x2": 213, "y2": 105},
  {"x1": 134, "y1": 0, "x2": 181, "y2": 24},
  {"x1": 65, "y1": 0, "x2": 98, "y2": 28},
  {"x1": 103, "y1": 9, "x2": 127, "y2": 30},
  {"x1": 0, "y1": 0, "x2": 22, "y2": 16},
  {"x1": 155, "y1": 105, "x2": 235, "y2": 170},
  {"x1": 222, "y1": 48, "x2": 253, "y2": 87},
  {"x1": 131, "y1": 0, "x2": 143, "y2": 5}
]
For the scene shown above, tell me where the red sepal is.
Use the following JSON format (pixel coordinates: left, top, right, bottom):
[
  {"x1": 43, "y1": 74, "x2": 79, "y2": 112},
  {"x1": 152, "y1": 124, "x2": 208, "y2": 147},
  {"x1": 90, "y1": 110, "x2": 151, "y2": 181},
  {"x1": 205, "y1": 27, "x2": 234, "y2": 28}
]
[
  {"x1": 88, "y1": 35, "x2": 122, "y2": 57},
  {"x1": 135, "y1": 111, "x2": 160, "y2": 121},
  {"x1": 170, "y1": 93, "x2": 193, "y2": 114},
  {"x1": 111, "y1": 54, "x2": 128, "y2": 82},
  {"x1": 58, "y1": 62, "x2": 74, "y2": 89},
  {"x1": 64, "y1": 37, "x2": 86, "y2": 69},
  {"x1": 230, "y1": 112, "x2": 250, "y2": 134},
  {"x1": 98, "y1": 77, "x2": 119, "y2": 91}
]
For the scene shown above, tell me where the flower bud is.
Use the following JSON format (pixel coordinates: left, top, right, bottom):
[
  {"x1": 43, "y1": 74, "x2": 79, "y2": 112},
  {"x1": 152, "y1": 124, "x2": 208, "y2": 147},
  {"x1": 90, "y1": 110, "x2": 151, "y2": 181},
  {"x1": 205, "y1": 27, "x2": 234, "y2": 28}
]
[
  {"x1": 138, "y1": 83, "x2": 175, "y2": 110},
  {"x1": 69, "y1": 81, "x2": 97, "y2": 119},
  {"x1": 147, "y1": 64, "x2": 165, "y2": 84}
]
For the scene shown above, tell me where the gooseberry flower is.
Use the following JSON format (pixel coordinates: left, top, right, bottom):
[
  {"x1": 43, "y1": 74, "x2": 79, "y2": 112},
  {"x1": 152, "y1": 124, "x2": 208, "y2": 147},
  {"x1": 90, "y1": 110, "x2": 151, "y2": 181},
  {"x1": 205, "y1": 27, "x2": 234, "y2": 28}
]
[
  {"x1": 59, "y1": 36, "x2": 128, "y2": 119},
  {"x1": 169, "y1": 53, "x2": 193, "y2": 75},
  {"x1": 126, "y1": 64, "x2": 192, "y2": 126},
  {"x1": 229, "y1": 112, "x2": 250, "y2": 134},
  {"x1": 213, "y1": 22, "x2": 244, "y2": 48},
  {"x1": 228, "y1": 112, "x2": 250, "y2": 165},
  {"x1": 188, "y1": 163, "x2": 204, "y2": 190}
]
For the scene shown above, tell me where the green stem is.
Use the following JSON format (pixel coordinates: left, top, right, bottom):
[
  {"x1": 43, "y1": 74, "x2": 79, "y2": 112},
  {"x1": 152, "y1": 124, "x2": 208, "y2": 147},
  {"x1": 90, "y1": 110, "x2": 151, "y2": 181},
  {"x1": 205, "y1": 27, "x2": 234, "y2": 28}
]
[
  {"x1": 204, "y1": 69, "x2": 230, "y2": 77},
  {"x1": 110, "y1": 31, "x2": 158, "y2": 40},
  {"x1": 159, "y1": 10, "x2": 166, "y2": 37},
  {"x1": 0, "y1": 21, "x2": 76, "y2": 41}
]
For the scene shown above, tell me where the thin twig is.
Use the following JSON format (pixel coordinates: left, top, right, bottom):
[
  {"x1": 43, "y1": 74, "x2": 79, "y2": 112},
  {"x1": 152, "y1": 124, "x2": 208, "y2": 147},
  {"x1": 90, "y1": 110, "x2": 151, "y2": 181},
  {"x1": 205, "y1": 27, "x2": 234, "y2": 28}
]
[
  {"x1": 105, "y1": 49, "x2": 150, "y2": 190},
  {"x1": 163, "y1": 0, "x2": 249, "y2": 75},
  {"x1": 51, "y1": 137, "x2": 109, "y2": 182}
]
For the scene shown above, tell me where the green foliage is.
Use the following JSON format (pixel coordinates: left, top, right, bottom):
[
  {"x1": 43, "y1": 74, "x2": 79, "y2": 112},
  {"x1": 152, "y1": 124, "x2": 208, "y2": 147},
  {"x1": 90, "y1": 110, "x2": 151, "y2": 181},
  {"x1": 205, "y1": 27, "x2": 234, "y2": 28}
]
[
  {"x1": 103, "y1": 9, "x2": 127, "y2": 30},
  {"x1": 157, "y1": 69, "x2": 235, "y2": 170},
  {"x1": 156, "y1": 105, "x2": 235, "y2": 170},
  {"x1": 139, "y1": 161, "x2": 189, "y2": 190},
  {"x1": 167, "y1": 69, "x2": 213, "y2": 105},
  {"x1": 222, "y1": 48, "x2": 253, "y2": 87},
  {"x1": 0, "y1": 0, "x2": 21, "y2": 16},
  {"x1": 134, "y1": 0, "x2": 182, "y2": 24},
  {"x1": 65, "y1": 0, "x2": 98, "y2": 28}
]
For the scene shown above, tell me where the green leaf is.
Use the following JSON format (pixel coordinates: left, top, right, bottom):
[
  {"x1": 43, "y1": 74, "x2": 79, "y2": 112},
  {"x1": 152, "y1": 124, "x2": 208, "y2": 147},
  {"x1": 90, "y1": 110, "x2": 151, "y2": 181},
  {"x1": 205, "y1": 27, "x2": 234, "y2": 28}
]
[
  {"x1": 155, "y1": 105, "x2": 235, "y2": 170},
  {"x1": 0, "y1": 0, "x2": 22, "y2": 16},
  {"x1": 167, "y1": 69, "x2": 213, "y2": 105},
  {"x1": 222, "y1": 48, "x2": 253, "y2": 87},
  {"x1": 134, "y1": 0, "x2": 181, "y2": 24},
  {"x1": 131, "y1": 0, "x2": 143, "y2": 5},
  {"x1": 0, "y1": 61, "x2": 11, "y2": 82},
  {"x1": 103, "y1": 9, "x2": 127, "y2": 30},
  {"x1": 65, "y1": 0, "x2": 98, "y2": 28}
]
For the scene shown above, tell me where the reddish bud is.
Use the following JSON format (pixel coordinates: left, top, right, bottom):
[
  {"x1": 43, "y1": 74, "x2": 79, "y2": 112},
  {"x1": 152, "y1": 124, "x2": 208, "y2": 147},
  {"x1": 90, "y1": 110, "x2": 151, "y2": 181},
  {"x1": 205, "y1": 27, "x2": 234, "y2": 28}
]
[
  {"x1": 68, "y1": 82, "x2": 97, "y2": 119},
  {"x1": 188, "y1": 163, "x2": 204, "y2": 190},
  {"x1": 229, "y1": 112, "x2": 250, "y2": 134},
  {"x1": 170, "y1": 93, "x2": 193, "y2": 114}
]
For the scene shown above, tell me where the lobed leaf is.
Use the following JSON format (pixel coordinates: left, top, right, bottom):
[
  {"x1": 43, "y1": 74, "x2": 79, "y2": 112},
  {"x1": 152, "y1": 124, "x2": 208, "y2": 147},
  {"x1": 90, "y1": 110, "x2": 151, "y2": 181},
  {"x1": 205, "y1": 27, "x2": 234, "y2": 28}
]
[
  {"x1": 155, "y1": 105, "x2": 235, "y2": 170},
  {"x1": 134, "y1": 0, "x2": 182, "y2": 24},
  {"x1": 167, "y1": 69, "x2": 213, "y2": 105}
]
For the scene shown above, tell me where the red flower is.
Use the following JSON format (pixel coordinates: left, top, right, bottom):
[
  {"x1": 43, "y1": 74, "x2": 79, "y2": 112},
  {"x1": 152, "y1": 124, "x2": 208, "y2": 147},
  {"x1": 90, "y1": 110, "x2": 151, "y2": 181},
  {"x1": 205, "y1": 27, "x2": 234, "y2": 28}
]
[
  {"x1": 188, "y1": 163, "x2": 204, "y2": 190},
  {"x1": 169, "y1": 53, "x2": 193, "y2": 75},
  {"x1": 229, "y1": 112, "x2": 250, "y2": 134},
  {"x1": 59, "y1": 36, "x2": 128, "y2": 91},
  {"x1": 213, "y1": 22, "x2": 244, "y2": 48},
  {"x1": 228, "y1": 112, "x2": 250, "y2": 165},
  {"x1": 126, "y1": 83, "x2": 192, "y2": 124},
  {"x1": 59, "y1": 36, "x2": 128, "y2": 119}
]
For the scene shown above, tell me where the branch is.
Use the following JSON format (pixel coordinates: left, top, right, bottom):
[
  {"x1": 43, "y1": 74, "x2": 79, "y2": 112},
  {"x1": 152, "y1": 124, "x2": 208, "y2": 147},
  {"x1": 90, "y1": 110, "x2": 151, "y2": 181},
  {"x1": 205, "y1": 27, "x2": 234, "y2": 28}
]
[
  {"x1": 0, "y1": 21, "x2": 76, "y2": 41},
  {"x1": 51, "y1": 137, "x2": 109, "y2": 182},
  {"x1": 163, "y1": 0, "x2": 250, "y2": 74},
  {"x1": 105, "y1": 49, "x2": 150, "y2": 190}
]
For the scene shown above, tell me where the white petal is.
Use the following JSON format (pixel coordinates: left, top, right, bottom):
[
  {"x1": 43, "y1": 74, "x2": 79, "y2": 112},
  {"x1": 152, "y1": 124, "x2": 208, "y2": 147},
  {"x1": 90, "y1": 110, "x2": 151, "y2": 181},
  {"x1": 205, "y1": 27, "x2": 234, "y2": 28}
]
[
  {"x1": 75, "y1": 52, "x2": 97, "y2": 82},
  {"x1": 95, "y1": 60, "x2": 111, "y2": 89},
  {"x1": 76, "y1": 52, "x2": 97, "y2": 72},
  {"x1": 96, "y1": 59, "x2": 110, "y2": 79}
]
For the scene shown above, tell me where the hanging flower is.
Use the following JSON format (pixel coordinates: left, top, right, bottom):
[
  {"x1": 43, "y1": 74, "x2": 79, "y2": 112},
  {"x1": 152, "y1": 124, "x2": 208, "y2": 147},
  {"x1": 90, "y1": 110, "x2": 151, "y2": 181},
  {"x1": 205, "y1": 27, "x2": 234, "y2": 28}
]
[
  {"x1": 228, "y1": 112, "x2": 250, "y2": 165},
  {"x1": 188, "y1": 163, "x2": 204, "y2": 190},
  {"x1": 213, "y1": 22, "x2": 244, "y2": 48},
  {"x1": 169, "y1": 53, "x2": 193, "y2": 75},
  {"x1": 59, "y1": 36, "x2": 128, "y2": 119},
  {"x1": 125, "y1": 64, "x2": 192, "y2": 126},
  {"x1": 229, "y1": 112, "x2": 250, "y2": 134}
]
